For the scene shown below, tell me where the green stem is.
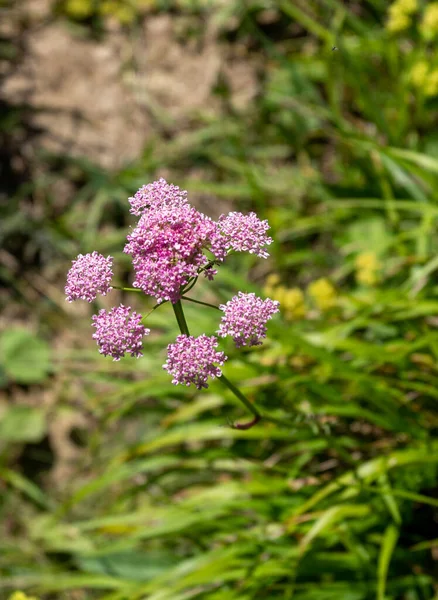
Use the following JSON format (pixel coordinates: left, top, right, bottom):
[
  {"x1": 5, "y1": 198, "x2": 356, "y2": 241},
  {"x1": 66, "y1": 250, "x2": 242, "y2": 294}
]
[
  {"x1": 219, "y1": 374, "x2": 261, "y2": 420},
  {"x1": 172, "y1": 300, "x2": 190, "y2": 336},
  {"x1": 113, "y1": 285, "x2": 142, "y2": 292},
  {"x1": 182, "y1": 296, "x2": 221, "y2": 311},
  {"x1": 142, "y1": 301, "x2": 166, "y2": 323},
  {"x1": 182, "y1": 277, "x2": 198, "y2": 295},
  {"x1": 172, "y1": 299, "x2": 261, "y2": 428}
]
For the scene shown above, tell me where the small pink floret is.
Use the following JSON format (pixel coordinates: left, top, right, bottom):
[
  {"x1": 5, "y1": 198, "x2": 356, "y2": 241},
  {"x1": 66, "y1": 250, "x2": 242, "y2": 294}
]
[
  {"x1": 65, "y1": 251, "x2": 113, "y2": 303},
  {"x1": 91, "y1": 304, "x2": 149, "y2": 361},
  {"x1": 128, "y1": 178, "x2": 188, "y2": 216},
  {"x1": 218, "y1": 212, "x2": 273, "y2": 259},
  {"x1": 163, "y1": 334, "x2": 227, "y2": 389},
  {"x1": 218, "y1": 292, "x2": 279, "y2": 348}
]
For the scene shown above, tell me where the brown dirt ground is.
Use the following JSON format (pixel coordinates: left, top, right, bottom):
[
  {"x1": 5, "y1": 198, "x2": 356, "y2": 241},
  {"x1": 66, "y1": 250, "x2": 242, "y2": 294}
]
[{"x1": 2, "y1": 1, "x2": 259, "y2": 169}]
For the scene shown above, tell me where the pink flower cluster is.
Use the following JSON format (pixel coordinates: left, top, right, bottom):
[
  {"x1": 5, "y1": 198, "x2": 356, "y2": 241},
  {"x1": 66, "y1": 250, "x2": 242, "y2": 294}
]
[
  {"x1": 125, "y1": 202, "x2": 227, "y2": 304},
  {"x1": 92, "y1": 305, "x2": 149, "y2": 361},
  {"x1": 65, "y1": 179, "x2": 278, "y2": 385},
  {"x1": 218, "y1": 292, "x2": 280, "y2": 348},
  {"x1": 65, "y1": 251, "x2": 113, "y2": 303},
  {"x1": 163, "y1": 334, "x2": 227, "y2": 389},
  {"x1": 218, "y1": 212, "x2": 273, "y2": 259},
  {"x1": 124, "y1": 179, "x2": 273, "y2": 304},
  {"x1": 128, "y1": 178, "x2": 188, "y2": 216}
]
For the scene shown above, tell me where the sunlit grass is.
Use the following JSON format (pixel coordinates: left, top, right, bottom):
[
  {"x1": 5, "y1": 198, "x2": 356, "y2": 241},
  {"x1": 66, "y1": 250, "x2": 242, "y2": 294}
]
[{"x1": 1, "y1": 1, "x2": 438, "y2": 598}]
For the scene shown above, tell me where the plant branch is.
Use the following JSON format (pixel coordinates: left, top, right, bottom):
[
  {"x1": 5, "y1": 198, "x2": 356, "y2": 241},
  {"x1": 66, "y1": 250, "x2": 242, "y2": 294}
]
[
  {"x1": 219, "y1": 374, "x2": 262, "y2": 429},
  {"x1": 171, "y1": 300, "x2": 261, "y2": 429},
  {"x1": 182, "y1": 276, "x2": 198, "y2": 295},
  {"x1": 142, "y1": 301, "x2": 166, "y2": 323},
  {"x1": 113, "y1": 285, "x2": 142, "y2": 292},
  {"x1": 182, "y1": 296, "x2": 221, "y2": 310},
  {"x1": 172, "y1": 300, "x2": 190, "y2": 336}
]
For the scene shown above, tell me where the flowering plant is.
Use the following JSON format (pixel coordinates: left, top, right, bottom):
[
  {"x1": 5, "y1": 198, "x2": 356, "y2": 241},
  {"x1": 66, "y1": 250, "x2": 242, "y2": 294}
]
[{"x1": 66, "y1": 179, "x2": 279, "y2": 428}]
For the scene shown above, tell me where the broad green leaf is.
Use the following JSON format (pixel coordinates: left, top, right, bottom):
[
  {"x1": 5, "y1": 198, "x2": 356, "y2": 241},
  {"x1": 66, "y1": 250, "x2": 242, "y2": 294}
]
[
  {"x1": 0, "y1": 405, "x2": 46, "y2": 443},
  {"x1": 0, "y1": 328, "x2": 51, "y2": 384}
]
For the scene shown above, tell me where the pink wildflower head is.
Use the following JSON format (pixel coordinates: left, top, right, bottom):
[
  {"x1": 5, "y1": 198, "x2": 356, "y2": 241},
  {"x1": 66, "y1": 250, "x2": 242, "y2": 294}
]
[
  {"x1": 129, "y1": 178, "x2": 188, "y2": 216},
  {"x1": 163, "y1": 334, "x2": 227, "y2": 389},
  {"x1": 65, "y1": 251, "x2": 113, "y2": 303},
  {"x1": 218, "y1": 211, "x2": 273, "y2": 258},
  {"x1": 91, "y1": 304, "x2": 149, "y2": 361},
  {"x1": 125, "y1": 203, "x2": 227, "y2": 304},
  {"x1": 218, "y1": 292, "x2": 280, "y2": 348}
]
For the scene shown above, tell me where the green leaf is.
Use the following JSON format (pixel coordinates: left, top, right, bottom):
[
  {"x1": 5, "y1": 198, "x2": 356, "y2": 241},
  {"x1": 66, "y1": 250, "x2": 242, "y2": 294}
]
[
  {"x1": 0, "y1": 405, "x2": 46, "y2": 442},
  {"x1": 299, "y1": 505, "x2": 371, "y2": 552},
  {"x1": 0, "y1": 467, "x2": 53, "y2": 508},
  {"x1": 0, "y1": 328, "x2": 51, "y2": 384},
  {"x1": 77, "y1": 550, "x2": 177, "y2": 581},
  {"x1": 377, "y1": 524, "x2": 399, "y2": 600}
]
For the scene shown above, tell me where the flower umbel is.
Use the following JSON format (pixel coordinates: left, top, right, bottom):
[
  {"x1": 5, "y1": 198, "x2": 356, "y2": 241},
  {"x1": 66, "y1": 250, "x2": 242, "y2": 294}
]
[
  {"x1": 163, "y1": 334, "x2": 227, "y2": 389},
  {"x1": 218, "y1": 211, "x2": 273, "y2": 258},
  {"x1": 65, "y1": 251, "x2": 113, "y2": 302},
  {"x1": 66, "y1": 179, "x2": 278, "y2": 427},
  {"x1": 218, "y1": 292, "x2": 280, "y2": 348},
  {"x1": 125, "y1": 203, "x2": 226, "y2": 304},
  {"x1": 128, "y1": 177, "x2": 188, "y2": 216},
  {"x1": 92, "y1": 305, "x2": 149, "y2": 361}
]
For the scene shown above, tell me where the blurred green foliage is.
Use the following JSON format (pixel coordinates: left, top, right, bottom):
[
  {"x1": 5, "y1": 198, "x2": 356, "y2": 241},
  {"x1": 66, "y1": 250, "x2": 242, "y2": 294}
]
[{"x1": 1, "y1": 0, "x2": 438, "y2": 599}]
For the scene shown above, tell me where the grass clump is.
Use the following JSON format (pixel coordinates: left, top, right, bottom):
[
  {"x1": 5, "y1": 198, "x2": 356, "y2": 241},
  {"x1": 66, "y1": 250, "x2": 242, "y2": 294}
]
[{"x1": 1, "y1": 1, "x2": 438, "y2": 599}]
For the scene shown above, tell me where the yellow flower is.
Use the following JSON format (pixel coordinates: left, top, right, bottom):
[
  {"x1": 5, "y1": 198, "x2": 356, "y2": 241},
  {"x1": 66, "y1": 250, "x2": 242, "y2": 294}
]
[
  {"x1": 355, "y1": 252, "x2": 380, "y2": 271},
  {"x1": 308, "y1": 278, "x2": 337, "y2": 311},
  {"x1": 387, "y1": 11, "x2": 411, "y2": 33},
  {"x1": 99, "y1": 0, "x2": 137, "y2": 23},
  {"x1": 8, "y1": 593, "x2": 38, "y2": 600},
  {"x1": 99, "y1": 1, "x2": 120, "y2": 16},
  {"x1": 264, "y1": 273, "x2": 281, "y2": 296},
  {"x1": 263, "y1": 275, "x2": 307, "y2": 320},
  {"x1": 137, "y1": 0, "x2": 156, "y2": 8},
  {"x1": 114, "y1": 5, "x2": 137, "y2": 24},
  {"x1": 282, "y1": 288, "x2": 306, "y2": 319},
  {"x1": 424, "y1": 69, "x2": 438, "y2": 97},
  {"x1": 265, "y1": 273, "x2": 281, "y2": 287},
  {"x1": 421, "y1": 3, "x2": 438, "y2": 39},
  {"x1": 64, "y1": 0, "x2": 93, "y2": 19},
  {"x1": 397, "y1": 0, "x2": 417, "y2": 13},
  {"x1": 409, "y1": 61, "x2": 438, "y2": 97},
  {"x1": 355, "y1": 252, "x2": 381, "y2": 286},
  {"x1": 386, "y1": 0, "x2": 417, "y2": 33},
  {"x1": 356, "y1": 269, "x2": 377, "y2": 286},
  {"x1": 270, "y1": 285, "x2": 287, "y2": 306},
  {"x1": 410, "y1": 61, "x2": 429, "y2": 88}
]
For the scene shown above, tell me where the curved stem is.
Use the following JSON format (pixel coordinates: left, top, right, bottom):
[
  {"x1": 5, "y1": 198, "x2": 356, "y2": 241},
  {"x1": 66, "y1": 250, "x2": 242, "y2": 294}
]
[
  {"x1": 142, "y1": 301, "x2": 166, "y2": 323},
  {"x1": 171, "y1": 300, "x2": 261, "y2": 429},
  {"x1": 181, "y1": 276, "x2": 198, "y2": 295},
  {"x1": 113, "y1": 285, "x2": 142, "y2": 292},
  {"x1": 219, "y1": 374, "x2": 261, "y2": 420},
  {"x1": 231, "y1": 414, "x2": 261, "y2": 430},
  {"x1": 182, "y1": 296, "x2": 221, "y2": 311},
  {"x1": 219, "y1": 375, "x2": 261, "y2": 429}
]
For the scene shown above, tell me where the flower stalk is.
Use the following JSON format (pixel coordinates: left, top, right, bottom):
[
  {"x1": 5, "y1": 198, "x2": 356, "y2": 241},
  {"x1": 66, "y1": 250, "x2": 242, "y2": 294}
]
[
  {"x1": 175, "y1": 298, "x2": 262, "y2": 429},
  {"x1": 65, "y1": 178, "x2": 279, "y2": 431},
  {"x1": 181, "y1": 296, "x2": 221, "y2": 310}
]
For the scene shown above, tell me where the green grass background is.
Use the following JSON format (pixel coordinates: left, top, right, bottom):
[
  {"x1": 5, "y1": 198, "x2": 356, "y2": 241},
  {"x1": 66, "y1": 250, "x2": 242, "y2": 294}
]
[{"x1": 1, "y1": 0, "x2": 438, "y2": 598}]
